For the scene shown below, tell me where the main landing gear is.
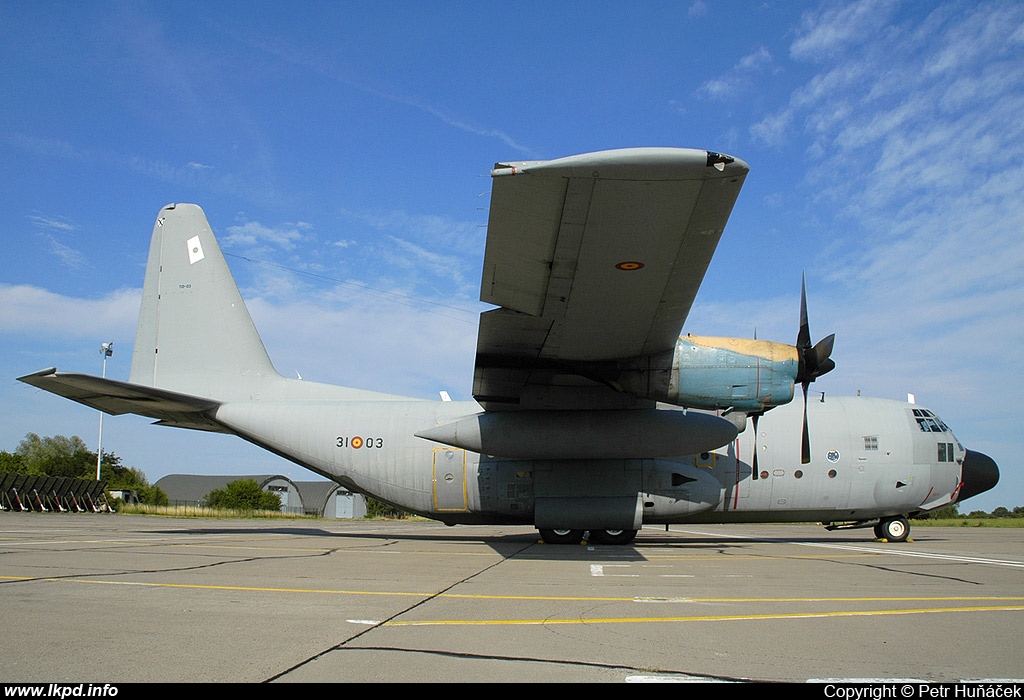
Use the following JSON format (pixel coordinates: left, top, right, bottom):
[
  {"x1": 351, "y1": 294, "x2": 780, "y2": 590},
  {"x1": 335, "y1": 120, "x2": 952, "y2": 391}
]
[{"x1": 538, "y1": 528, "x2": 638, "y2": 545}]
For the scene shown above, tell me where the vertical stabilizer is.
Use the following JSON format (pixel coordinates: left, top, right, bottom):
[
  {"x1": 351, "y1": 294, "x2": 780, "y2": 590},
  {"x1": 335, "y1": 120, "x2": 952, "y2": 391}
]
[{"x1": 129, "y1": 203, "x2": 281, "y2": 399}]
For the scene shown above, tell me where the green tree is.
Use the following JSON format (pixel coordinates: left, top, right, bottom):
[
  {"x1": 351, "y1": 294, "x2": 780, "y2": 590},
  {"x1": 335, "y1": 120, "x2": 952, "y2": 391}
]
[
  {"x1": 9, "y1": 432, "x2": 166, "y2": 504},
  {"x1": 205, "y1": 479, "x2": 281, "y2": 511},
  {"x1": 364, "y1": 496, "x2": 409, "y2": 519},
  {"x1": 913, "y1": 504, "x2": 961, "y2": 520},
  {"x1": 16, "y1": 433, "x2": 95, "y2": 478},
  {"x1": 0, "y1": 450, "x2": 25, "y2": 472},
  {"x1": 136, "y1": 484, "x2": 169, "y2": 506},
  {"x1": 103, "y1": 460, "x2": 168, "y2": 505}
]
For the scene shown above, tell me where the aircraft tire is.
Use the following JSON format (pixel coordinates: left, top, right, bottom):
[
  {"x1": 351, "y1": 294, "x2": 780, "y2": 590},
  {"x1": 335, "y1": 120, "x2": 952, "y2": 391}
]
[
  {"x1": 588, "y1": 529, "x2": 638, "y2": 545},
  {"x1": 539, "y1": 528, "x2": 585, "y2": 545},
  {"x1": 879, "y1": 516, "x2": 910, "y2": 542}
]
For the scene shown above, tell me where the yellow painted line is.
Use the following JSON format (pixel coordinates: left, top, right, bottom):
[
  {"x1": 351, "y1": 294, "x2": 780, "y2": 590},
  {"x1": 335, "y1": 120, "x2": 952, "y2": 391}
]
[
  {"x1": 4, "y1": 576, "x2": 1024, "y2": 607},
  {"x1": 21, "y1": 578, "x2": 431, "y2": 598},
  {"x1": 0, "y1": 539, "x2": 499, "y2": 556},
  {"x1": 641, "y1": 553, "x2": 885, "y2": 562},
  {"x1": 386, "y1": 605, "x2": 1024, "y2": 627}
]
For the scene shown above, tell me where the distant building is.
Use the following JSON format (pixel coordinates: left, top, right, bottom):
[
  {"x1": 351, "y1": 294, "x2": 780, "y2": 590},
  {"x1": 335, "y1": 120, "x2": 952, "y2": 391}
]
[
  {"x1": 154, "y1": 474, "x2": 367, "y2": 518},
  {"x1": 295, "y1": 480, "x2": 367, "y2": 519}
]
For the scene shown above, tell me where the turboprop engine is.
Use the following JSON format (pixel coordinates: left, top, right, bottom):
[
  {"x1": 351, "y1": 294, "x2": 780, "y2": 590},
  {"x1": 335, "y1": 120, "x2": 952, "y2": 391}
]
[{"x1": 614, "y1": 334, "x2": 800, "y2": 413}]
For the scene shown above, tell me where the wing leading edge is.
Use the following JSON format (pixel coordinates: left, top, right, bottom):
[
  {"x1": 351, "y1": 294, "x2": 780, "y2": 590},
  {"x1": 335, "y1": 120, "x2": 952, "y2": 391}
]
[{"x1": 474, "y1": 148, "x2": 749, "y2": 411}]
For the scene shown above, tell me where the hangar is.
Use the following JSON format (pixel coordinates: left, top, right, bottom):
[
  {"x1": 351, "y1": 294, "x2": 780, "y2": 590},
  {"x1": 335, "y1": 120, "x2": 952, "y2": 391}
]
[{"x1": 154, "y1": 474, "x2": 367, "y2": 518}]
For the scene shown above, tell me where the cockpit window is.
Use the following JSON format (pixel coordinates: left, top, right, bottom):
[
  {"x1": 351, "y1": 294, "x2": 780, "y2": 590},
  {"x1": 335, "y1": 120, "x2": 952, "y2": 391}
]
[{"x1": 912, "y1": 408, "x2": 949, "y2": 432}]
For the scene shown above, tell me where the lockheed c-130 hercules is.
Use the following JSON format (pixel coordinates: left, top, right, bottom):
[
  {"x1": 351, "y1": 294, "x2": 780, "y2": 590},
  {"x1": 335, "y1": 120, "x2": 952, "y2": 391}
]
[{"x1": 18, "y1": 148, "x2": 998, "y2": 545}]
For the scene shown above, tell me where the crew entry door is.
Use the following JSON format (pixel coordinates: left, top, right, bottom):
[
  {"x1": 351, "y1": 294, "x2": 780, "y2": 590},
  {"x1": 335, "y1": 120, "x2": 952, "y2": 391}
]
[{"x1": 433, "y1": 447, "x2": 468, "y2": 512}]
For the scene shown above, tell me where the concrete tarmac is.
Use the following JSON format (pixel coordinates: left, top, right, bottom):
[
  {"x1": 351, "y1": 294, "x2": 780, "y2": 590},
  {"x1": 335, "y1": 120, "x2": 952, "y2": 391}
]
[{"x1": 1, "y1": 513, "x2": 1022, "y2": 683}]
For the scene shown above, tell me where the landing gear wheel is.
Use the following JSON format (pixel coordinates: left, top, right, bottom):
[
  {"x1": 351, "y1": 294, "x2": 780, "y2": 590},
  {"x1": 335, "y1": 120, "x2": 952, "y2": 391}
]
[
  {"x1": 588, "y1": 529, "x2": 638, "y2": 545},
  {"x1": 878, "y1": 516, "x2": 909, "y2": 542},
  {"x1": 539, "y1": 528, "x2": 584, "y2": 545}
]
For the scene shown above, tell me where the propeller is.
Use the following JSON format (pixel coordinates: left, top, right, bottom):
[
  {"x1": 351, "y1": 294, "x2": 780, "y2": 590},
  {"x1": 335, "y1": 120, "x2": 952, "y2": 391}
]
[{"x1": 794, "y1": 274, "x2": 836, "y2": 464}]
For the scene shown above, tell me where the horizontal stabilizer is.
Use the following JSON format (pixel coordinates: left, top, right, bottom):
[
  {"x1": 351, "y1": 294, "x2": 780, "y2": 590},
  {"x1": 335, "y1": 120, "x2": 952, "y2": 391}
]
[{"x1": 17, "y1": 367, "x2": 228, "y2": 432}]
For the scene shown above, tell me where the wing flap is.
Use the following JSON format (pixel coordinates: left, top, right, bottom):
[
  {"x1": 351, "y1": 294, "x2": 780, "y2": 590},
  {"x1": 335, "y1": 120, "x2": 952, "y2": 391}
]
[{"x1": 480, "y1": 169, "x2": 567, "y2": 316}]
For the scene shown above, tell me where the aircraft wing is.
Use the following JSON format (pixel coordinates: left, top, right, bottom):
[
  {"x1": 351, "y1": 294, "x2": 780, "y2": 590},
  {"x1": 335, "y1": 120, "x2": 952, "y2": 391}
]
[
  {"x1": 474, "y1": 148, "x2": 749, "y2": 410},
  {"x1": 18, "y1": 368, "x2": 228, "y2": 432}
]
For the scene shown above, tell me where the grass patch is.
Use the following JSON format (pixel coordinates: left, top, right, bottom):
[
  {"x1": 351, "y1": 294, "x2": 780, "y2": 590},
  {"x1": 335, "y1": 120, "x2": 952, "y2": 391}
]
[
  {"x1": 115, "y1": 503, "x2": 429, "y2": 521},
  {"x1": 911, "y1": 517, "x2": 1024, "y2": 528},
  {"x1": 118, "y1": 503, "x2": 316, "y2": 519}
]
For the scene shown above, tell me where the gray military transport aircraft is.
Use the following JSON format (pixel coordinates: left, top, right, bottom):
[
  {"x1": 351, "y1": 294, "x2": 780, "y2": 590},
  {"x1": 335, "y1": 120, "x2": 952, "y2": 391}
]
[{"x1": 18, "y1": 148, "x2": 998, "y2": 545}]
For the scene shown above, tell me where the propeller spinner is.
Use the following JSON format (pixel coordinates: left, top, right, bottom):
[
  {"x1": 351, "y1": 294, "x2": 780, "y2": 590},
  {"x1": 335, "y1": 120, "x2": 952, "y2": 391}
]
[{"x1": 794, "y1": 275, "x2": 836, "y2": 464}]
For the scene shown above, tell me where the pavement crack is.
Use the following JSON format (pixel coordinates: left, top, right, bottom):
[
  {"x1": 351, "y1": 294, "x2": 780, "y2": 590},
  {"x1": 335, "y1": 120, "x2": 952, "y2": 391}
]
[{"x1": 264, "y1": 539, "x2": 537, "y2": 682}]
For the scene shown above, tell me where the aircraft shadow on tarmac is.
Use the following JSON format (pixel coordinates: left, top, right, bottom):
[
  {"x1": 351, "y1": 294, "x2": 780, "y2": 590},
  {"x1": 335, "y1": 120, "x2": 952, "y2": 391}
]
[{"x1": 140, "y1": 523, "x2": 933, "y2": 561}]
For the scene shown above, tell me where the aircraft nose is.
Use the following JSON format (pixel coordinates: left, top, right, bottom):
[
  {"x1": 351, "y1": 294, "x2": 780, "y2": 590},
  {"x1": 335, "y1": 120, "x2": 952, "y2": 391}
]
[{"x1": 957, "y1": 450, "x2": 999, "y2": 502}]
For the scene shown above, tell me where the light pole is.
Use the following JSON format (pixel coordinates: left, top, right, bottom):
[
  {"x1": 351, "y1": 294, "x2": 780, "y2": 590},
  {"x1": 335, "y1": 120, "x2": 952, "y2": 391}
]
[{"x1": 96, "y1": 342, "x2": 113, "y2": 480}]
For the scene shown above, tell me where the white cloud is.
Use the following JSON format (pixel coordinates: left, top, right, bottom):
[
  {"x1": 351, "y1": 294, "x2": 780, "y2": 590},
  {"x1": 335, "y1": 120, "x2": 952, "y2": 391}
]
[
  {"x1": 224, "y1": 218, "x2": 308, "y2": 251},
  {"x1": 790, "y1": 0, "x2": 900, "y2": 62},
  {"x1": 45, "y1": 237, "x2": 88, "y2": 270},
  {"x1": 0, "y1": 284, "x2": 140, "y2": 339},
  {"x1": 27, "y1": 214, "x2": 76, "y2": 232},
  {"x1": 696, "y1": 46, "x2": 774, "y2": 102},
  {"x1": 247, "y1": 294, "x2": 478, "y2": 399}
]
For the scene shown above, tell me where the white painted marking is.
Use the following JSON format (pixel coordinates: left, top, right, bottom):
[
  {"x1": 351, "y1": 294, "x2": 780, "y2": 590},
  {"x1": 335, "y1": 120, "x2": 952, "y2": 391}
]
[
  {"x1": 187, "y1": 235, "x2": 205, "y2": 264},
  {"x1": 347, "y1": 619, "x2": 380, "y2": 625},
  {"x1": 590, "y1": 563, "x2": 638, "y2": 577},
  {"x1": 667, "y1": 527, "x2": 1024, "y2": 569},
  {"x1": 632, "y1": 597, "x2": 694, "y2": 603}
]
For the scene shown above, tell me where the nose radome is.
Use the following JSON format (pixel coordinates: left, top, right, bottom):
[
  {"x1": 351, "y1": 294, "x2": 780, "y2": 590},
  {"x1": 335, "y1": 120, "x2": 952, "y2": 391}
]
[{"x1": 957, "y1": 450, "x2": 999, "y2": 502}]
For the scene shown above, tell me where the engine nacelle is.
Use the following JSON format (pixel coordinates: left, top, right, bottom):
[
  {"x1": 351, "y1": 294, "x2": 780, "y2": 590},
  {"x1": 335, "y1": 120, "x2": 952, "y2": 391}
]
[{"x1": 615, "y1": 334, "x2": 799, "y2": 412}]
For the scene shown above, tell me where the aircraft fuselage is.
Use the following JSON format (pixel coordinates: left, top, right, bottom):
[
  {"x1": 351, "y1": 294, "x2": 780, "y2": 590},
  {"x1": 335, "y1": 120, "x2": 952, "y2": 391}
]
[{"x1": 212, "y1": 391, "x2": 969, "y2": 532}]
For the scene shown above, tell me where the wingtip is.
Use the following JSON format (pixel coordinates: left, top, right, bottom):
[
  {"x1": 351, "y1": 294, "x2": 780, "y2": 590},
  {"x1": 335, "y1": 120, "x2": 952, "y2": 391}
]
[{"x1": 17, "y1": 367, "x2": 57, "y2": 382}]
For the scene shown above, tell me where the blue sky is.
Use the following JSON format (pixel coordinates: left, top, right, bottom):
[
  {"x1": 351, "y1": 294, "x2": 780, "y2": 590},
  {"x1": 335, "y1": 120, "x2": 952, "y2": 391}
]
[{"x1": 2, "y1": 1, "x2": 1021, "y2": 513}]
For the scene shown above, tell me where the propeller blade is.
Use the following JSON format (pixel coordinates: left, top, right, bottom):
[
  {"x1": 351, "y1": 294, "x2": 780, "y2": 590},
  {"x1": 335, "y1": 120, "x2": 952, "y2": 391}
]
[
  {"x1": 793, "y1": 276, "x2": 833, "y2": 465},
  {"x1": 797, "y1": 273, "x2": 811, "y2": 350},
  {"x1": 818, "y1": 357, "x2": 836, "y2": 377},
  {"x1": 813, "y1": 334, "x2": 836, "y2": 373},
  {"x1": 801, "y1": 383, "x2": 811, "y2": 464},
  {"x1": 751, "y1": 413, "x2": 760, "y2": 479}
]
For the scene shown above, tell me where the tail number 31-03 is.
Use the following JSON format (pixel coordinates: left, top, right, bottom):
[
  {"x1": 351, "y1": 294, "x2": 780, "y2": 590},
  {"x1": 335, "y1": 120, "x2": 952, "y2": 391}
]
[{"x1": 336, "y1": 436, "x2": 384, "y2": 449}]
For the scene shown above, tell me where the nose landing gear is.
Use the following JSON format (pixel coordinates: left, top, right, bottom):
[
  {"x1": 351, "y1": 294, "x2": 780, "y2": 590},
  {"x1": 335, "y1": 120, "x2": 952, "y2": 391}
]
[{"x1": 874, "y1": 516, "x2": 910, "y2": 542}]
